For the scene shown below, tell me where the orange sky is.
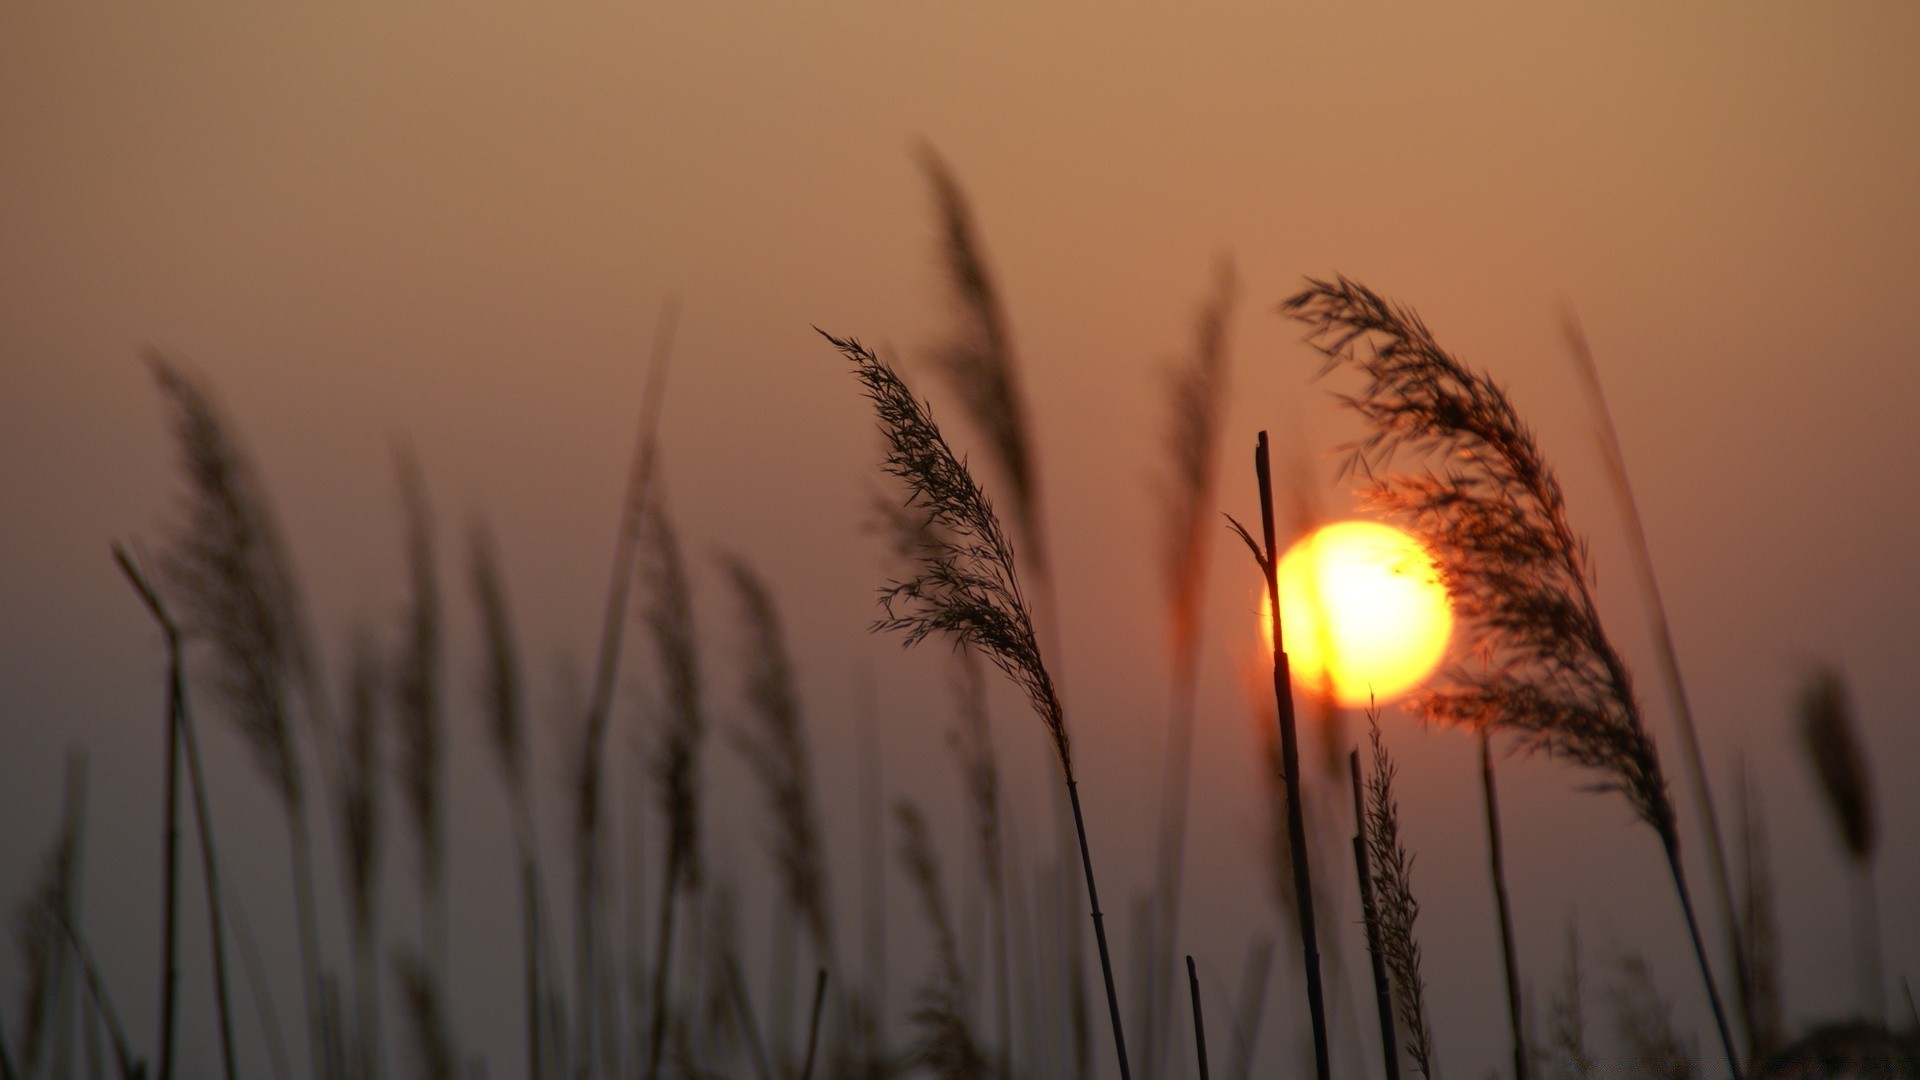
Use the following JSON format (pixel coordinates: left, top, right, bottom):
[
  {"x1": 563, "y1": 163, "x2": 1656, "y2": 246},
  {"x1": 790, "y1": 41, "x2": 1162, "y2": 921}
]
[{"x1": 4, "y1": 2, "x2": 1918, "y2": 1075}]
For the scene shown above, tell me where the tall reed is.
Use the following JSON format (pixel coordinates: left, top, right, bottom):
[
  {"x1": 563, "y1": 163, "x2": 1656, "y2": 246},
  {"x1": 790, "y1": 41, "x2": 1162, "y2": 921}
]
[
  {"x1": 1282, "y1": 277, "x2": 1739, "y2": 1072},
  {"x1": 898, "y1": 800, "x2": 988, "y2": 1080},
  {"x1": 823, "y1": 330, "x2": 1132, "y2": 1079},
  {"x1": 469, "y1": 519, "x2": 554, "y2": 1080},
  {"x1": 1228, "y1": 432, "x2": 1330, "y2": 1080},
  {"x1": 339, "y1": 629, "x2": 385, "y2": 1080},
  {"x1": 1146, "y1": 259, "x2": 1235, "y2": 1080},
  {"x1": 581, "y1": 300, "x2": 677, "y2": 1078},
  {"x1": 150, "y1": 355, "x2": 336, "y2": 1080},
  {"x1": 642, "y1": 499, "x2": 707, "y2": 1080},
  {"x1": 1565, "y1": 318, "x2": 1749, "y2": 1056},
  {"x1": 392, "y1": 444, "x2": 446, "y2": 1027},
  {"x1": 115, "y1": 543, "x2": 243, "y2": 1080}
]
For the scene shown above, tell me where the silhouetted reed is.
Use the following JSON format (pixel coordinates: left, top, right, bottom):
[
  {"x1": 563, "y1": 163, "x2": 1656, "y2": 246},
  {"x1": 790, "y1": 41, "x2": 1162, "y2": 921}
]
[
  {"x1": 1479, "y1": 730, "x2": 1527, "y2": 1080},
  {"x1": 1146, "y1": 259, "x2": 1235, "y2": 1080},
  {"x1": 150, "y1": 355, "x2": 336, "y2": 1080},
  {"x1": 391, "y1": 445, "x2": 446, "y2": 1015},
  {"x1": 898, "y1": 800, "x2": 987, "y2": 1080},
  {"x1": 1282, "y1": 276, "x2": 1739, "y2": 1072},
  {"x1": 642, "y1": 498, "x2": 707, "y2": 1080},
  {"x1": 724, "y1": 554, "x2": 834, "y2": 1067},
  {"x1": 823, "y1": 329, "x2": 1133, "y2": 1079},
  {"x1": 338, "y1": 629, "x2": 384, "y2": 1080}
]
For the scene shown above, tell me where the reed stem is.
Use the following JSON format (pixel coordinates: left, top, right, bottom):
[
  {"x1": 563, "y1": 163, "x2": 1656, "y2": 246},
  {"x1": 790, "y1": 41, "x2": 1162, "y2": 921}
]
[
  {"x1": 1480, "y1": 733, "x2": 1527, "y2": 1080},
  {"x1": 1067, "y1": 778, "x2": 1133, "y2": 1079},
  {"x1": 1249, "y1": 431, "x2": 1331, "y2": 1080},
  {"x1": 1661, "y1": 838, "x2": 1740, "y2": 1074},
  {"x1": 1186, "y1": 957, "x2": 1210, "y2": 1080}
]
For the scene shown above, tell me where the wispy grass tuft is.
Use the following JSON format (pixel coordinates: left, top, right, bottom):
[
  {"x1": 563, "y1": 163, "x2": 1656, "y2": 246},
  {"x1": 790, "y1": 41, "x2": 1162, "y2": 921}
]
[{"x1": 1282, "y1": 276, "x2": 1739, "y2": 1071}]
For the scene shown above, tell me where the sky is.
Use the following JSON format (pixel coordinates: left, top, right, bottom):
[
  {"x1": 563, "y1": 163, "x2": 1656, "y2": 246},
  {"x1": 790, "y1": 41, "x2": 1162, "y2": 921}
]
[{"x1": 3, "y1": 2, "x2": 1919, "y2": 1077}]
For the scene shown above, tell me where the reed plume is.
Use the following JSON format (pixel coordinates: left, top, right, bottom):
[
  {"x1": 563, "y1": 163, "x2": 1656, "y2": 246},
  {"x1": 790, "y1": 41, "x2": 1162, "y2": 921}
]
[
  {"x1": 918, "y1": 144, "x2": 1044, "y2": 577},
  {"x1": 897, "y1": 801, "x2": 988, "y2": 1080},
  {"x1": 1798, "y1": 666, "x2": 1882, "y2": 1020},
  {"x1": 643, "y1": 497, "x2": 707, "y2": 1080},
  {"x1": 1360, "y1": 712, "x2": 1434, "y2": 1079},
  {"x1": 723, "y1": 554, "x2": 834, "y2": 1068},
  {"x1": 339, "y1": 629, "x2": 385, "y2": 1080},
  {"x1": 150, "y1": 354, "x2": 335, "y2": 1080},
  {"x1": 1282, "y1": 276, "x2": 1739, "y2": 1071},
  {"x1": 1146, "y1": 259, "x2": 1235, "y2": 1080},
  {"x1": 391, "y1": 445, "x2": 447, "y2": 1001},
  {"x1": 824, "y1": 329, "x2": 1131, "y2": 1078},
  {"x1": 467, "y1": 519, "x2": 556, "y2": 1080}
]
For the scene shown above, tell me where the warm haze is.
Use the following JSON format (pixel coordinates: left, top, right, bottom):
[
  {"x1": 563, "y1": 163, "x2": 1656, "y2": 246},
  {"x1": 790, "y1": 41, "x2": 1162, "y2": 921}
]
[{"x1": 3, "y1": 2, "x2": 1919, "y2": 1078}]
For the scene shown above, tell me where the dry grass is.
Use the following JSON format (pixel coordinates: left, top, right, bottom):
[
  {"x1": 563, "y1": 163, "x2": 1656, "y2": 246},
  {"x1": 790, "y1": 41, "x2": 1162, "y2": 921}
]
[{"x1": 1360, "y1": 712, "x2": 1433, "y2": 1079}]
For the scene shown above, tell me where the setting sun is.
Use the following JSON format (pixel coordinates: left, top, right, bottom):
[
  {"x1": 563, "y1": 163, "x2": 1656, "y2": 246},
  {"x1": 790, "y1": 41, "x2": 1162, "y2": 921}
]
[{"x1": 1261, "y1": 520, "x2": 1453, "y2": 707}]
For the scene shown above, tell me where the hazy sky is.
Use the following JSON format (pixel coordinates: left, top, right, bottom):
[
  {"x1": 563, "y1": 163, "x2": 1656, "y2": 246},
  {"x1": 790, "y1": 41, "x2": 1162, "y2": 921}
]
[{"x1": 4, "y1": 2, "x2": 1918, "y2": 1076}]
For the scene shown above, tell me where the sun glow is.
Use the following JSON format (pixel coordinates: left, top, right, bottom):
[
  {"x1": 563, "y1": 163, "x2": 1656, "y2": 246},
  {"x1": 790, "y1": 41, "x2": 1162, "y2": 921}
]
[{"x1": 1260, "y1": 521, "x2": 1453, "y2": 707}]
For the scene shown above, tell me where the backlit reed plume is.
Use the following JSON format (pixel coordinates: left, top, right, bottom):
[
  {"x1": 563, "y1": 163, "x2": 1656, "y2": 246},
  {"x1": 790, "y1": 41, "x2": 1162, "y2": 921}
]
[
  {"x1": 468, "y1": 519, "x2": 552, "y2": 1080},
  {"x1": 338, "y1": 630, "x2": 384, "y2": 1080},
  {"x1": 1146, "y1": 259, "x2": 1235, "y2": 1080},
  {"x1": 1360, "y1": 712, "x2": 1433, "y2": 1079},
  {"x1": 391, "y1": 446, "x2": 446, "y2": 995},
  {"x1": 824, "y1": 330, "x2": 1132, "y2": 1078},
  {"x1": 898, "y1": 800, "x2": 988, "y2": 1080},
  {"x1": 150, "y1": 355, "x2": 334, "y2": 1080},
  {"x1": 1798, "y1": 666, "x2": 1882, "y2": 1021},
  {"x1": 723, "y1": 554, "x2": 834, "y2": 1067},
  {"x1": 1281, "y1": 276, "x2": 1739, "y2": 1071},
  {"x1": 643, "y1": 499, "x2": 707, "y2": 1080}
]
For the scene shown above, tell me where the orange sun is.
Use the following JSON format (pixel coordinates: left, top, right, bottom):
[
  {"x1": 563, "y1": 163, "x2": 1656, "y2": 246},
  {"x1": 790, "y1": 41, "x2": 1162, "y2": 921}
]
[{"x1": 1260, "y1": 520, "x2": 1453, "y2": 707}]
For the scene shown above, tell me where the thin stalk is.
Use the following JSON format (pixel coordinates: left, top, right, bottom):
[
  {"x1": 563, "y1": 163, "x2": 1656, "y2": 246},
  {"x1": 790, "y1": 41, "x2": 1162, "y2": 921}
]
[
  {"x1": 1235, "y1": 431, "x2": 1330, "y2": 1080},
  {"x1": 1479, "y1": 733, "x2": 1527, "y2": 1080},
  {"x1": 1186, "y1": 957, "x2": 1210, "y2": 1080},
  {"x1": 1068, "y1": 778, "x2": 1133, "y2": 1080},
  {"x1": 1348, "y1": 752, "x2": 1399, "y2": 1080},
  {"x1": 799, "y1": 968, "x2": 828, "y2": 1080},
  {"x1": 1566, "y1": 320, "x2": 1746, "y2": 1053},
  {"x1": 115, "y1": 545, "x2": 238, "y2": 1080}
]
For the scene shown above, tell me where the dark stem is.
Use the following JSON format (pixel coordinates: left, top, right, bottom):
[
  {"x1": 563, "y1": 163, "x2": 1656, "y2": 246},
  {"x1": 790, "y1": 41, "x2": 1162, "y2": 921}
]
[
  {"x1": 1255, "y1": 431, "x2": 1331, "y2": 1080},
  {"x1": 1349, "y1": 752, "x2": 1400, "y2": 1080},
  {"x1": 1662, "y1": 836, "x2": 1740, "y2": 1075},
  {"x1": 1186, "y1": 957, "x2": 1210, "y2": 1080},
  {"x1": 798, "y1": 968, "x2": 828, "y2": 1080},
  {"x1": 1854, "y1": 862, "x2": 1884, "y2": 1023},
  {"x1": 1568, "y1": 323, "x2": 1749, "y2": 1056},
  {"x1": 115, "y1": 548, "x2": 240, "y2": 1080},
  {"x1": 1066, "y1": 777, "x2": 1133, "y2": 1080},
  {"x1": 1480, "y1": 733, "x2": 1528, "y2": 1080}
]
